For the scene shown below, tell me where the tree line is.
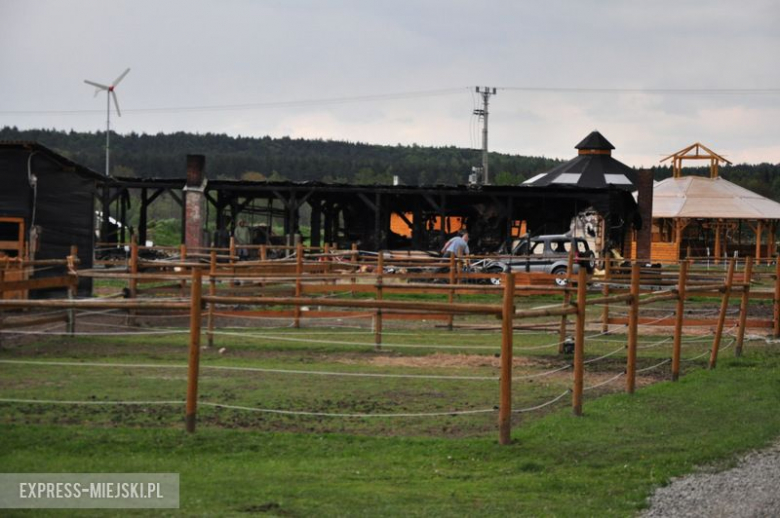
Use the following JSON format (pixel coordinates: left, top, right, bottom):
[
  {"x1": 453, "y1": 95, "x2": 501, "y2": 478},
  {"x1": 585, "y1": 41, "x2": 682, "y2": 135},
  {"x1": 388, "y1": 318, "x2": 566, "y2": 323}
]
[{"x1": 2, "y1": 127, "x2": 779, "y2": 198}]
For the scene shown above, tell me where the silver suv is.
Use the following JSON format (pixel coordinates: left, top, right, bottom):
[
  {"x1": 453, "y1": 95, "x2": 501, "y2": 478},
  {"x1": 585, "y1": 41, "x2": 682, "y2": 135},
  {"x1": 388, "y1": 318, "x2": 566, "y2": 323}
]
[{"x1": 474, "y1": 234, "x2": 595, "y2": 285}]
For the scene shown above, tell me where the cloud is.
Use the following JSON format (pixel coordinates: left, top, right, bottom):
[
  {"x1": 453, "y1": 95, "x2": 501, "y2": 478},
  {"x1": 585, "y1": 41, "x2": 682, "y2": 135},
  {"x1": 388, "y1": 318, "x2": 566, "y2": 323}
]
[{"x1": 1, "y1": 0, "x2": 778, "y2": 167}]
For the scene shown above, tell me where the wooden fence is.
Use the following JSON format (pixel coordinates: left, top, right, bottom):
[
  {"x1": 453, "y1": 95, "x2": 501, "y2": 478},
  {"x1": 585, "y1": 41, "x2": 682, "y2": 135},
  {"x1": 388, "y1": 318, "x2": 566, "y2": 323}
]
[{"x1": 1, "y1": 248, "x2": 762, "y2": 445}]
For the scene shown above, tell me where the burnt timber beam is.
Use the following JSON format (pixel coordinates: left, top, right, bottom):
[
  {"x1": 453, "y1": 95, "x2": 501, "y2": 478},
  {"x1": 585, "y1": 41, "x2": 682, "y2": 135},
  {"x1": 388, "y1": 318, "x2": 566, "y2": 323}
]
[{"x1": 310, "y1": 198, "x2": 322, "y2": 247}]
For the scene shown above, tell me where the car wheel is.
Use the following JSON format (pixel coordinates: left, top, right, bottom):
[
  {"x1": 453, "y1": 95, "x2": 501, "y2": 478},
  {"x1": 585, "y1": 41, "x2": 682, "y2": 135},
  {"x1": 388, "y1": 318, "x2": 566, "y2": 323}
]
[{"x1": 552, "y1": 266, "x2": 568, "y2": 286}]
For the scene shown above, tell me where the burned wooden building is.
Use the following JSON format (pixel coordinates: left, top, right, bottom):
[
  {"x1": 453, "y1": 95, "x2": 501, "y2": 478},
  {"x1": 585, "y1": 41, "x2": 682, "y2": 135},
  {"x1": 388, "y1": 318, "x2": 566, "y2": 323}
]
[{"x1": 105, "y1": 154, "x2": 640, "y2": 255}]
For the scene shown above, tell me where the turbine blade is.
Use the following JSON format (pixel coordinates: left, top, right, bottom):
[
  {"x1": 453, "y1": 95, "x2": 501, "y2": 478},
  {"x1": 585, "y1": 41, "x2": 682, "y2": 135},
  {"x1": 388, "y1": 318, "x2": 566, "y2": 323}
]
[
  {"x1": 112, "y1": 68, "x2": 130, "y2": 87},
  {"x1": 84, "y1": 79, "x2": 109, "y2": 90},
  {"x1": 111, "y1": 91, "x2": 122, "y2": 117}
]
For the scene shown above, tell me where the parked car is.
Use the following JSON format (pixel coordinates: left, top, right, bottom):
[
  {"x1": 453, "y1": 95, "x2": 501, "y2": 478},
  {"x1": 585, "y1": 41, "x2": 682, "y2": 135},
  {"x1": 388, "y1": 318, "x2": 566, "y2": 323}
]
[{"x1": 472, "y1": 234, "x2": 595, "y2": 286}]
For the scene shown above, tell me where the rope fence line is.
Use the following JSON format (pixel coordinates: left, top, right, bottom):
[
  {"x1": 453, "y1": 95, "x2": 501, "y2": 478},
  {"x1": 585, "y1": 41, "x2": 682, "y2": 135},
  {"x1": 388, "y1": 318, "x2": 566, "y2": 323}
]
[
  {"x1": 0, "y1": 398, "x2": 184, "y2": 406},
  {"x1": 0, "y1": 358, "x2": 501, "y2": 381},
  {"x1": 636, "y1": 358, "x2": 672, "y2": 374},
  {"x1": 213, "y1": 330, "x2": 501, "y2": 351},
  {"x1": 584, "y1": 371, "x2": 626, "y2": 391},
  {"x1": 583, "y1": 345, "x2": 625, "y2": 364},
  {"x1": 198, "y1": 401, "x2": 498, "y2": 418},
  {"x1": 0, "y1": 328, "x2": 189, "y2": 337},
  {"x1": 512, "y1": 389, "x2": 570, "y2": 413}
]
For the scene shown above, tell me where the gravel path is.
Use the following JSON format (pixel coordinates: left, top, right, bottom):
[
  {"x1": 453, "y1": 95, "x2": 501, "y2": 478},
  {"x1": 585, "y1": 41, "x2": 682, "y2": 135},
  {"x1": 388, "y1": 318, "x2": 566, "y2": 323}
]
[{"x1": 641, "y1": 440, "x2": 780, "y2": 517}]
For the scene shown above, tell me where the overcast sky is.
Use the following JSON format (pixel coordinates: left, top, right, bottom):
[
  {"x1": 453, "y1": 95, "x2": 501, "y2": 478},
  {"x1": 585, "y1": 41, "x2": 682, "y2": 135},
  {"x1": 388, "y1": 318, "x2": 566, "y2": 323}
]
[{"x1": 1, "y1": 0, "x2": 779, "y2": 167}]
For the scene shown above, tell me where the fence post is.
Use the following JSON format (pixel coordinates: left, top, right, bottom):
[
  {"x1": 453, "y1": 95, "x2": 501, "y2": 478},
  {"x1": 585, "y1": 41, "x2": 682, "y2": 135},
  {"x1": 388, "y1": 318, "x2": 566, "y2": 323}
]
[
  {"x1": 0, "y1": 269, "x2": 5, "y2": 348},
  {"x1": 735, "y1": 257, "x2": 753, "y2": 357},
  {"x1": 572, "y1": 265, "x2": 587, "y2": 416},
  {"x1": 350, "y1": 243, "x2": 358, "y2": 297},
  {"x1": 129, "y1": 235, "x2": 138, "y2": 298},
  {"x1": 626, "y1": 261, "x2": 640, "y2": 394},
  {"x1": 774, "y1": 260, "x2": 780, "y2": 338},
  {"x1": 207, "y1": 250, "x2": 217, "y2": 348},
  {"x1": 601, "y1": 254, "x2": 611, "y2": 334},
  {"x1": 294, "y1": 242, "x2": 303, "y2": 328},
  {"x1": 179, "y1": 243, "x2": 187, "y2": 298},
  {"x1": 229, "y1": 237, "x2": 236, "y2": 266},
  {"x1": 185, "y1": 268, "x2": 203, "y2": 433},
  {"x1": 260, "y1": 244, "x2": 267, "y2": 262},
  {"x1": 447, "y1": 255, "x2": 456, "y2": 331},
  {"x1": 709, "y1": 258, "x2": 736, "y2": 369},
  {"x1": 671, "y1": 260, "x2": 689, "y2": 381},
  {"x1": 374, "y1": 252, "x2": 384, "y2": 349},
  {"x1": 499, "y1": 271, "x2": 515, "y2": 445},
  {"x1": 128, "y1": 237, "x2": 139, "y2": 327},
  {"x1": 67, "y1": 245, "x2": 78, "y2": 335},
  {"x1": 558, "y1": 247, "x2": 576, "y2": 353}
]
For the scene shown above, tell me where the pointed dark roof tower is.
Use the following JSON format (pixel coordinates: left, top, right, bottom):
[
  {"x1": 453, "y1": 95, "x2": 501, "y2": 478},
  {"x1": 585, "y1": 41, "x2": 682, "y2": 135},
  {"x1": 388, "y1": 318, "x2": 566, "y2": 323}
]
[{"x1": 523, "y1": 131, "x2": 637, "y2": 191}]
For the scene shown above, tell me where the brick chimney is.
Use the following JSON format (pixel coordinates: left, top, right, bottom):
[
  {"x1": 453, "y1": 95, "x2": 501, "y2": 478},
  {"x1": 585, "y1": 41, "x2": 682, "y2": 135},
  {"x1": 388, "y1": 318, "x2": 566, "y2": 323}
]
[
  {"x1": 635, "y1": 170, "x2": 654, "y2": 262},
  {"x1": 184, "y1": 155, "x2": 207, "y2": 249}
]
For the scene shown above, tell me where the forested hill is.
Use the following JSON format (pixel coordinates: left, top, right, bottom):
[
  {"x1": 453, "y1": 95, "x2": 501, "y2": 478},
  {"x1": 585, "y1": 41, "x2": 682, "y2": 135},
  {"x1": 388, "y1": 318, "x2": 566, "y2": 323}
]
[
  {"x1": 2, "y1": 127, "x2": 779, "y2": 199},
  {"x1": 0, "y1": 127, "x2": 559, "y2": 186}
]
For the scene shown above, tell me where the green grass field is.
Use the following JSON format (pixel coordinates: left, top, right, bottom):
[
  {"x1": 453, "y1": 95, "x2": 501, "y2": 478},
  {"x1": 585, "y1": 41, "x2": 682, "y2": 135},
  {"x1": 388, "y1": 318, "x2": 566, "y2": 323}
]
[{"x1": 1, "y1": 306, "x2": 778, "y2": 516}]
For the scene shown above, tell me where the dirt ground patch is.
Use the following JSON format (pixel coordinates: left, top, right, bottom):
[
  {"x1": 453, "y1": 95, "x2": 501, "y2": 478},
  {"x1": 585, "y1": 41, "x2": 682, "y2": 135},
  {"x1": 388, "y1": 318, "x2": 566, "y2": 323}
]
[{"x1": 348, "y1": 352, "x2": 533, "y2": 369}]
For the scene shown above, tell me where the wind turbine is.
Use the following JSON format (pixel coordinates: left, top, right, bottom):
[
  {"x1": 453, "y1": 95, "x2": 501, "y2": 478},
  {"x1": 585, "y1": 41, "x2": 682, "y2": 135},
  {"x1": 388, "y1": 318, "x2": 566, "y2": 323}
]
[{"x1": 84, "y1": 68, "x2": 130, "y2": 177}]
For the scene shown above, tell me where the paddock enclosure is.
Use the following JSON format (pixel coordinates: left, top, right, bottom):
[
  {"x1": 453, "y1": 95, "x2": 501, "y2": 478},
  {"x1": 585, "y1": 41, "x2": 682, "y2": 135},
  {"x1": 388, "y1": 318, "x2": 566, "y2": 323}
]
[{"x1": 2, "y1": 242, "x2": 777, "y2": 445}]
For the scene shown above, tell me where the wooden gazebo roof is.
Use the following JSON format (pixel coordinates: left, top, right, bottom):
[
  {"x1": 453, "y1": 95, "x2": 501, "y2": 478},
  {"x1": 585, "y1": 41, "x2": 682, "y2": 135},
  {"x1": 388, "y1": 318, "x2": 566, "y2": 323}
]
[{"x1": 660, "y1": 142, "x2": 732, "y2": 179}]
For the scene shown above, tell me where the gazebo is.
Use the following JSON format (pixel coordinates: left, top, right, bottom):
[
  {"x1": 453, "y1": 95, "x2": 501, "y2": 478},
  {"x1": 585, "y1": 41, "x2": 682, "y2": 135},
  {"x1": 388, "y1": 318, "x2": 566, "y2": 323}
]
[
  {"x1": 523, "y1": 131, "x2": 638, "y2": 191},
  {"x1": 633, "y1": 143, "x2": 780, "y2": 263}
]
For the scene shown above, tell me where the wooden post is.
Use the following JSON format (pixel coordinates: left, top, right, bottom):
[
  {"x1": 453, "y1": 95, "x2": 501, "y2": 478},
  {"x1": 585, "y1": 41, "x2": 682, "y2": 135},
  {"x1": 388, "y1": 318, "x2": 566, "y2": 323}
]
[
  {"x1": 774, "y1": 260, "x2": 780, "y2": 338},
  {"x1": 229, "y1": 237, "x2": 236, "y2": 266},
  {"x1": 601, "y1": 254, "x2": 611, "y2": 333},
  {"x1": 671, "y1": 260, "x2": 689, "y2": 381},
  {"x1": 447, "y1": 255, "x2": 456, "y2": 331},
  {"x1": 735, "y1": 257, "x2": 753, "y2": 357},
  {"x1": 755, "y1": 220, "x2": 763, "y2": 265},
  {"x1": 129, "y1": 235, "x2": 139, "y2": 298},
  {"x1": 499, "y1": 272, "x2": 515, "y2": 445},
  {"x1": 260, "y1": 244, "x2": 267, "y2": 262},
  {"x1": 714, "y1": 221, "x2": 722, "y2": 265},
  {"x1": 374, "y1": 252, "x2": 384, "y2": 349},
  {"x1": 572, "y1": 265, "x2": 587, "y2": 416},
  {"x1": 67, "y1": 245, "x2": 78, "y2": 335},
  {"x1": 0, "y1": 269, "x2": 6, "y2": 348},
  {"x1": 626, "y1": 261, "x2": 640, "y2": 394},
  {"x1": 128, "y1": 237, "x2": 139, "y2": 327},
  {"x1": 185, "y1": 268, "x2": 202, "y2": 433},
  {"x1": 558, "y1": 246, "x2": 575, "y2": 353},
  {"x1": 294, "y1": 243, "x2": 303, "y2": 328},
  {"x1": 179, "y1": 243, "x2": 187, "y2": 298},
  {"x1": 207, "y1": 250, "x2": 217, "y2": 348},
  {"x1": 709, "y1": 258, "x2": 736, "y2": 369},
  {"x1": 350, "y1": 242, "x2": 358, "y2": 297}
]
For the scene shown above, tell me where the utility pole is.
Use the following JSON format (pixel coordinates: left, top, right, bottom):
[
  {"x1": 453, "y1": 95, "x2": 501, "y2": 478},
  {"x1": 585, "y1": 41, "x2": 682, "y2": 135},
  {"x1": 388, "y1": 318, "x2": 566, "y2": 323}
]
[{"x1": 474, "y1": 86, "x2": 497, "y2": 185}]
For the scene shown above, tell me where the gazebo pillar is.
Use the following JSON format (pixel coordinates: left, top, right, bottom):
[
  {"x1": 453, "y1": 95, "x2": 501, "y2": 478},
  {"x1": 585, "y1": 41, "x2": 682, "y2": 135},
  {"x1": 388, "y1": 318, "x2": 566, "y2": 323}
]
[
  {"x1": 714, "y1": 221, "x2": 722, "y2": 263},
  {"x1": 756, "y1": 220, "x2": 763, "y2": 264}
]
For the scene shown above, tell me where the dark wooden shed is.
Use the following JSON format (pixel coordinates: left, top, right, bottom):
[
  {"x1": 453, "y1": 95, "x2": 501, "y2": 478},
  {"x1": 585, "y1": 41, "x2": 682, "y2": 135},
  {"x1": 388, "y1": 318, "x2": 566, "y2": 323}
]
[{"x1": 0, "y1": 141, "x2": 102, "y2": 296}]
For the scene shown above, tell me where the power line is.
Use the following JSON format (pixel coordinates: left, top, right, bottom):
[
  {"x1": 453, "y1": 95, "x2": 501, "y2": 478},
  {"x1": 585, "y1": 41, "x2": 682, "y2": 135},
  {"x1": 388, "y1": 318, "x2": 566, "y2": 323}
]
[
  {"x1": 500, "y1": 86, "x2": 780, "y2": 95},
  {"x1": 0, "y1": 87, "x2": 471, "y2": 116}
]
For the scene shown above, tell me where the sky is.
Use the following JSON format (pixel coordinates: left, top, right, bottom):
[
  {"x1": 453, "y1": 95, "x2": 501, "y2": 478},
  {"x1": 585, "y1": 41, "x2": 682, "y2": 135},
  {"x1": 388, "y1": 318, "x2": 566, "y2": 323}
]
[{"x1": 1, "y1": 0, "x2": 779, "y2": 167}]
